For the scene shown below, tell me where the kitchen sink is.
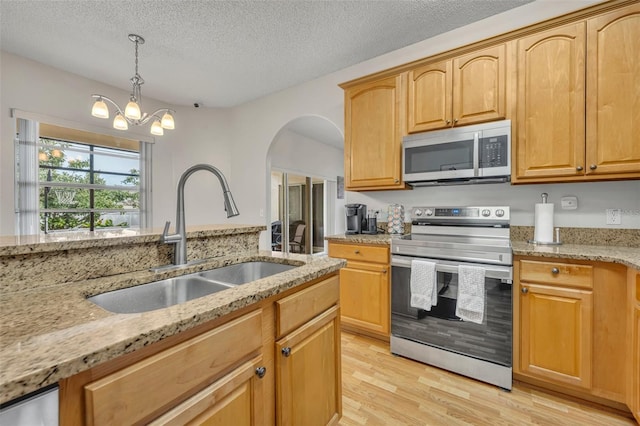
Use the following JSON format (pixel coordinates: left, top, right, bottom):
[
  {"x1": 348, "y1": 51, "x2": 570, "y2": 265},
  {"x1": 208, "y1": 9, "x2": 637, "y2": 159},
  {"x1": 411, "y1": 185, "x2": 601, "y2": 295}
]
[
  {"x1": 87, "y1": 261, "x2": 298, "y2": 314},
  {"x1": 197, "y1": 261, "x2": 296, "y2": 285}
]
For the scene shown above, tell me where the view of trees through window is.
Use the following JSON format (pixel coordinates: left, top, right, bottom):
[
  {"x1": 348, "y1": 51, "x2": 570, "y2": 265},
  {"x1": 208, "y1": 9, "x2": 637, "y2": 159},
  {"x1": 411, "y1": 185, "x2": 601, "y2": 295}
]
[{"x1": 39, "y1": 138, "x2": 140, "y2": 233}]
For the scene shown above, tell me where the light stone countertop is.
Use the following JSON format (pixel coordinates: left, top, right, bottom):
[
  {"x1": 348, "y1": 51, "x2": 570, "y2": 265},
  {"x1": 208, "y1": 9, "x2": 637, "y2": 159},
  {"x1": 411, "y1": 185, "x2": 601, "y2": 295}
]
[
  {"x1": 0, "y1": 251, "x2": 345, "y2": 404},
  {"x1": 0, "y1": 224, "x2": 264, "y2": 256},
  {"x1": 326, "y1": 233, "x2": 639, "y2": 269}
]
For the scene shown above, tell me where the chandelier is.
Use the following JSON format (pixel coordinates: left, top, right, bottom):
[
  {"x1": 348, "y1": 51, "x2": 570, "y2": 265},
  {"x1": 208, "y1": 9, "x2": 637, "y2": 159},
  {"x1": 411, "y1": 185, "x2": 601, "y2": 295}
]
[{"x1": 91, "y1": 34, "x2": 175, "y2": 136}]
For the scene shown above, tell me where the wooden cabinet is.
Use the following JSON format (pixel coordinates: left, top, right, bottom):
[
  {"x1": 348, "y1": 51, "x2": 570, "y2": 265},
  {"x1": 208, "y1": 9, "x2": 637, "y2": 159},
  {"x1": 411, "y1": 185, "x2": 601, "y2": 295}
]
[
  {"x1": 149, "y1": 356, "x2": 266, "y2": 426},
  {"x1": 515, "y1": 257, "x2": 632, "y2": 408},
  {"x1": 83, "y1": 310, "x2": 267, "y2": 425},
  {"x1": 586, "y1": 4, "x2": 640, "y2": 177},
  {"x1": 628, "y1": 268, "x2": 640, "y2": 423},
  {"x1": 328, "y1": 242, "x2": 390, "y2": 339},
  {"x1": 517, "y1": 259, "x2": 594, "y2": 389},
  {"x1": 515, "y1": 3, "x2": 640, "y2": 182},
  {"x1": 343, "y1": 73, "x2": 407, "y2": 191},
  {"x1": 514, "y1": 23, "x2": 586, "y2": 180},
  {"x1": 407, "y1": 44, "x2": 507, "y2": 133},
  {"x1": 275, "y1": 276, "x2": 341, "y2": 426}
]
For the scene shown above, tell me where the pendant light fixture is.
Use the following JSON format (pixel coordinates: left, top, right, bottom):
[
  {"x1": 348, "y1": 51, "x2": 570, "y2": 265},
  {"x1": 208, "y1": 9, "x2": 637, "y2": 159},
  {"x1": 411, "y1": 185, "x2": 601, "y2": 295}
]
[{"x1": 91, "y1": 34, "x2": 175, "y2": 136}]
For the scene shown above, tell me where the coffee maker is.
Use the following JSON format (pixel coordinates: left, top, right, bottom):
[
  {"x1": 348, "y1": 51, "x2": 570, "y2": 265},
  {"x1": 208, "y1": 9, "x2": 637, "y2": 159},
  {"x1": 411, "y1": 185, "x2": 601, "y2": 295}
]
[{"x1": 345, "y1": 204, "x2": 367, "y2": 235}]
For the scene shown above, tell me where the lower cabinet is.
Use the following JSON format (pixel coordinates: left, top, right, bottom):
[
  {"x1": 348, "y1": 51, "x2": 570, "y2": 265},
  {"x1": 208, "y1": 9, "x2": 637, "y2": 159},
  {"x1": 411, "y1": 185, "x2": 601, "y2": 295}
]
[
  {"x1": 629, "y1": 268, "x2": 640, "y2": 423},
  {"x1": 515, "y1": 257, "x2": 631, "y2": 410},
  {"x1": 328, "y1": 242, "x2": 390, "y2": 339},
  {"x1": 60, "y1": 273, "x2": 341, "y2": 426},
  {"x1": 149, "y1": 356, "x2": 266, "y2": 426},
  {"x1": 275, "y1": 276, "x2": 342, "y2": 426}
]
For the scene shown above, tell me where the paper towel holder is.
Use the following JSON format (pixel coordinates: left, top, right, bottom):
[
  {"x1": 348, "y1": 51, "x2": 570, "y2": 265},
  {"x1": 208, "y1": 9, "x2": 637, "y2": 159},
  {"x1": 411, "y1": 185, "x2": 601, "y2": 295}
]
[{"x1": 528, "y1": 193, "x2": 563, "y2": 245}]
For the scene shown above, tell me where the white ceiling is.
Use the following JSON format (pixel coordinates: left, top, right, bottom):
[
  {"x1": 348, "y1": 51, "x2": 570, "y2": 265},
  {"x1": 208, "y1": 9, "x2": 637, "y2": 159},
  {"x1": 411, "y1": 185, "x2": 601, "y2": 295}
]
[{"x1": 1, "y1": 0, "x2": 533, "y2": 109}]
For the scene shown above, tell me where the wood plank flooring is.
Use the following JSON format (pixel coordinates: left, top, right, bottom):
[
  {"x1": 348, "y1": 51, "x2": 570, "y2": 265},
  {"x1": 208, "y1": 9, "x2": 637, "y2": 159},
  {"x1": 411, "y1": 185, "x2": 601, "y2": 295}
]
[{"x1": 339, "y1": 332, "x2": 636, "y2": 426}]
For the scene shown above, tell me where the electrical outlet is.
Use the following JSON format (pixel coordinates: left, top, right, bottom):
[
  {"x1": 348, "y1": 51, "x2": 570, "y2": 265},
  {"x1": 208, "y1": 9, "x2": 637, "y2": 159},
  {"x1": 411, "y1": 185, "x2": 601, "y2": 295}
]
[
  {"x1": 606, "y1": 209, "x2": 621, "y2": 225},
  {"x1": 259, "y1": 208, "x2": 264, "y2": 218}
]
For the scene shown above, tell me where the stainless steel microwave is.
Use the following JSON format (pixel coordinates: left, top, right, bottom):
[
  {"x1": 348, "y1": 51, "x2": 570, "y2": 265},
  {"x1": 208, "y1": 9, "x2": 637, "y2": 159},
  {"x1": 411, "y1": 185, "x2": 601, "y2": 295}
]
[{"x1": 402, "y1": 120, "x2": 511, "y2": 186}]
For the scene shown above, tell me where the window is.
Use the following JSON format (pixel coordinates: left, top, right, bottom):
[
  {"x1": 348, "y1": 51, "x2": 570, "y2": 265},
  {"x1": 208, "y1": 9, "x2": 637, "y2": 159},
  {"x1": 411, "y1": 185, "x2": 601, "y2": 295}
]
[
  {"x1": 38, "y1": 138, "x2": 140, "y2": 232},
  {"x1": 15, "y1": 117, "x2": 153, "y2": 235}
]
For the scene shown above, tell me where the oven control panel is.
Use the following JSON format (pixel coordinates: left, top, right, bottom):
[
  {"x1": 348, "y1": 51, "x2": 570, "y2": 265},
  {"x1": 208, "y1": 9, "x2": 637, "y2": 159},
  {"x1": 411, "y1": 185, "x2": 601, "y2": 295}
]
[{"x1": 412, "y1": 206, "x2": 510, "y2": 221}]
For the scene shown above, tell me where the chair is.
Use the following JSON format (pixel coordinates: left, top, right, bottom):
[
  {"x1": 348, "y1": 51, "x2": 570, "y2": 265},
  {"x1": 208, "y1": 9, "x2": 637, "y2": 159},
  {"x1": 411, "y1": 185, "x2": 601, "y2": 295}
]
[
  {"x1": 271, "y1": 221, "x2": 282, "y2": 251},
  {"x1": 289, "y1": 223, "x2": 306, "y2": 253}
]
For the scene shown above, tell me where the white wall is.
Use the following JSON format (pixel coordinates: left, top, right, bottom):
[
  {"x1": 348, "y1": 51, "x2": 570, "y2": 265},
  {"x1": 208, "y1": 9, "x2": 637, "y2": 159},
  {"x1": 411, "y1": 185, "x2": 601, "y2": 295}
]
[{"x1": 346, "y1": 181, "x2": 640, "y2": 229}]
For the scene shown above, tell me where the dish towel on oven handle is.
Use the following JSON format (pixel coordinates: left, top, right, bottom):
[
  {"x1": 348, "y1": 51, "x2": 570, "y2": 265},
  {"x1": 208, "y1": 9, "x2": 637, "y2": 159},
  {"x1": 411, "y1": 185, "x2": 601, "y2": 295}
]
[
  {"x1": 455, "y1": 265, "x2": 486, "y2": 324},
  {"x1": 410, "y1": 259, "x2": 437, "y2": 311}
]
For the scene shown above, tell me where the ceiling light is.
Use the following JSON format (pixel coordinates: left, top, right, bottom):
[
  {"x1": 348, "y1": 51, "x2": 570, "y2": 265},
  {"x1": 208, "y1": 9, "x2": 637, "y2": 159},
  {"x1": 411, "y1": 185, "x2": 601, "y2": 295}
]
[{"x1": 90, "y1": 34, "x2": 175, "y2": 136}]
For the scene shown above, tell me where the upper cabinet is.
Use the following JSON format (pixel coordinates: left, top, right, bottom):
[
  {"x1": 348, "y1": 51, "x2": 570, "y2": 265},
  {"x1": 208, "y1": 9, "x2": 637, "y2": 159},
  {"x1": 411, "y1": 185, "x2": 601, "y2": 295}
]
[
  {"x1": 514, "y1": 3, "x2": 640, "y2": 182},
  {"x1": 343, "y1": 73, "x2": 407, "y2": 191},
  {"x1": 586, "y1": 4, "x2": 640, "y2": 177},
  {"x1": 407, "y1": 44, "x2": 507, "y2": 133},
  {"x1": 514, "y1": 23, "x2": 586, "y2": 180}
]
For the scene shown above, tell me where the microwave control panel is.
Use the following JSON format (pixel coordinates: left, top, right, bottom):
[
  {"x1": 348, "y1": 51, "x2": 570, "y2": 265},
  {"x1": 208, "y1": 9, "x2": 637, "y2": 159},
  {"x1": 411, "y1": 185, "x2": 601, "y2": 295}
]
[{"x1": 480, "y1": 135, "x2": 508, "y2": 168}]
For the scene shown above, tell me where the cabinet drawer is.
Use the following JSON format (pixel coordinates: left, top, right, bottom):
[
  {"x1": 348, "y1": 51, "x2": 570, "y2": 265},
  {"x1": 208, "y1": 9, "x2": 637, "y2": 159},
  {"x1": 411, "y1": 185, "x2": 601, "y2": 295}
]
[
  {"x1": 520, "y1": 260, "x2": 593, "y2": 289},
  {"x1": 84, "y1": 310, "x2": 263, "y2": 425},
  {"x1": 276, "y1": 275, "x2": 339, "y2": 336},
  {"x1": 328, "y1": 242, "x2": 389, "y2": 264}
]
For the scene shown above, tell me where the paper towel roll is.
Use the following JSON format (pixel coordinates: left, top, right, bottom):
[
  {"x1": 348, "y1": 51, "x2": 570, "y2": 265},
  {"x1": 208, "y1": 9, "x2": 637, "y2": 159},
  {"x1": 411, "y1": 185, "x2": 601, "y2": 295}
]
[{"x1": 534, "y1": 203, "x2": 554, "y2": 243}]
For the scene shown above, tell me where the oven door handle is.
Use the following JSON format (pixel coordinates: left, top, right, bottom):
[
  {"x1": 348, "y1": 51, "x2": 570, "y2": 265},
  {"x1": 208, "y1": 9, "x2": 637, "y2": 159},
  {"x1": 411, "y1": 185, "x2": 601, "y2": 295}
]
[{"x1": 391, "y1": 256, "x2": 513, "y2": 281}]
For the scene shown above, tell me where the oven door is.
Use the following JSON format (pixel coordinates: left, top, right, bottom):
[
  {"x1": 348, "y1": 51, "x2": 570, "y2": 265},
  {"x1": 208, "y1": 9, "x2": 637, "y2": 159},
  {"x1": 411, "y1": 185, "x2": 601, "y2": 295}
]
[{"x1": 391, "y1": 255, "x2": 513, "y2": 367}]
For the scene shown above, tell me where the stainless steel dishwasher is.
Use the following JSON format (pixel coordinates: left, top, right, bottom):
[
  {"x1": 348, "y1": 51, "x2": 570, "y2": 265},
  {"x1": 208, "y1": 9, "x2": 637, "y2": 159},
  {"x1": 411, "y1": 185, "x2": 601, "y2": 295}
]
[{"x1": 0, "y1": 385, "x2": 58, "y2": 425}]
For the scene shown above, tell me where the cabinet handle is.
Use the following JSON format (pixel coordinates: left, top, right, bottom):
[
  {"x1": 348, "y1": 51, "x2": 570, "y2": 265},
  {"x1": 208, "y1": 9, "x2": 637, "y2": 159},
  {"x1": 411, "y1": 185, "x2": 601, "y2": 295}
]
[
  {"x1": 590, "y1": 164, "x2": 597, "y2": 170},
  {"x1": 382, "y1": 269, "x2": 388, "y2": 274},
  {"x1": 521, "y1": 287, "x2": 529, "y2": 294},
  {"x1": 255, "y1": 366, "x2": 266, "y2": 378},
  {"x1": 281, "y1": 347, "x2": 292, "y2": 357},
  {"x1": 354, "y1": 250, "x2": 360, "y2": 254},
  {"x1": 446, "y1": 120, "x2": 451, "y2": 125},
  {"x1": 453, "y1": 119, "x2": 458, "y2": 125},
  {"x1": 576, "y1": 166, "x2": 583, "y2": 171},
  {"x1": 551, "y1": 267, "x2": 559, "y2": 275},
  {"x1": 395, "y1": 179, "x2": 399, "y2": 184}
]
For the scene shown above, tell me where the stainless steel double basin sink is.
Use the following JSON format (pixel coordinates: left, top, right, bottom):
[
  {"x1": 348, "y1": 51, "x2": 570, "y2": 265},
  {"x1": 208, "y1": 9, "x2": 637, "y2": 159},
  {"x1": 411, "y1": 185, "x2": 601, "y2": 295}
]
[{"x1": 88, "y1": 261, "x2": 298, "y2": 314}]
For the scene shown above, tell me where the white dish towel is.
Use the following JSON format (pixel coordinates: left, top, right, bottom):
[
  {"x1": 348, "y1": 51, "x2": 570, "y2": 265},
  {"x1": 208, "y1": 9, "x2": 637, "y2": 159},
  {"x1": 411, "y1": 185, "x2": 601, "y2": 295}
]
[
  {"x1": 455, "y1": 265, "x2": 486, "y2": 324},
  {"x1": 410, "y1": 260, "x2": 437, "y2": 311}
]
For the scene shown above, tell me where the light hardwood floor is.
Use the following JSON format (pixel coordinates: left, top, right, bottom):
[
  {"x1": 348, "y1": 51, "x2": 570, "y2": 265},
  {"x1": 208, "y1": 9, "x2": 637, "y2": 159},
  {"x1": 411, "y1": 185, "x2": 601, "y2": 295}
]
[{"x1": 339, "y1": 332, "x2": 636, "y2": 426}]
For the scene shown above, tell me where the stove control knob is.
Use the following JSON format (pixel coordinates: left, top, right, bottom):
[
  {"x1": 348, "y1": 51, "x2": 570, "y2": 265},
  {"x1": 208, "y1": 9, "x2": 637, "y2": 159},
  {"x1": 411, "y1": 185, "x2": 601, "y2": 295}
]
[
  {"x1": 425, "y1": 208, "x2": 434, "y2": 216},
  {"x1": 481, "y1": 209, "x2": 491, "y2": 217},
  {"x1": 496, "y1": 209, "x2": 505, "y2": 217},
  {"x1": 414, "y1": 209, "x2": 423, "y2": 217}
]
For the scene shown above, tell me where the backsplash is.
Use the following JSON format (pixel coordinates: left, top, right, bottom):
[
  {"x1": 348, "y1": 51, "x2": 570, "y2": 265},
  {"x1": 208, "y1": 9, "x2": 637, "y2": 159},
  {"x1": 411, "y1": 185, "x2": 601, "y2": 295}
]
[
  {"x1": 0, "y1": 226, "x2": 263, "y2": 293},
  {"x1": 510, "y1": 226, "x2": 640, "y2": 247}
]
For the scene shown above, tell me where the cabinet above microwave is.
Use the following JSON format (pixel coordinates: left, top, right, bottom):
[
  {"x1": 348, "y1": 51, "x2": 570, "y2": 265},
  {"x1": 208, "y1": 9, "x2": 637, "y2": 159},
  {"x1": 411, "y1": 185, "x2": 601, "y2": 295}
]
[{"x1": 403, "y1": 120, "x2": 511, "y2": 187}]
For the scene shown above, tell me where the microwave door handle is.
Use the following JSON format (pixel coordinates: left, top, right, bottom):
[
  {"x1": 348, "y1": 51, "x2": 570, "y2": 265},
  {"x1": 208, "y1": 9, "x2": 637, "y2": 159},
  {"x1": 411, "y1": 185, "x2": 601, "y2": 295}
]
[{"x1": 473, "y1": 131, "x2": 479, "y2": 177}]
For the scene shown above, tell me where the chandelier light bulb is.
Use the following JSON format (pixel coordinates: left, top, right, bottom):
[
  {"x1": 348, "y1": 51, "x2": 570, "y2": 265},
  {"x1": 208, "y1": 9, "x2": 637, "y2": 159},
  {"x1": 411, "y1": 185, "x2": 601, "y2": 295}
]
[
  {"x1": 161, "y1": 111, "x2": 175, "y2": 129},
  {"x1": 91, "y1": 98, "x2": 109, "y2": 119},
  {"x1": 113, "y1": 113, "x2": 129, "y2": 130},
  {"x1": 150, "y1": 119, "x2": 164, "y2": 136},
  {"x1": 124, "y1": 99, "x2": 141, "y2": 120}
]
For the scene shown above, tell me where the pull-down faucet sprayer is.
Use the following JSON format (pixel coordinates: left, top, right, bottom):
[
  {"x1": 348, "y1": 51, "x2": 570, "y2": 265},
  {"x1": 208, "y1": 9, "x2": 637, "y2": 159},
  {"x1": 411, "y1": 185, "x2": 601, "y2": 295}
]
[{"x1": 161, "y1": 164, "x2": 239, "y2": 265}]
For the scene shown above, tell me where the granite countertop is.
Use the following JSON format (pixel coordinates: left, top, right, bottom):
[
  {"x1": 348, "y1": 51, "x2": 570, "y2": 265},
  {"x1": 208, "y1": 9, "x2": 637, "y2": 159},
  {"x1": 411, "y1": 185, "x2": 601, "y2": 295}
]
[
  {"x1": 0, "y1": 224, "x2": 264, "y2": 256},
  {"x1": 326, "y1": 233, "x2": 640, "y2": 269},
  {"x1": 0, "y1": 251, "x2": 345, "y2": 403}
]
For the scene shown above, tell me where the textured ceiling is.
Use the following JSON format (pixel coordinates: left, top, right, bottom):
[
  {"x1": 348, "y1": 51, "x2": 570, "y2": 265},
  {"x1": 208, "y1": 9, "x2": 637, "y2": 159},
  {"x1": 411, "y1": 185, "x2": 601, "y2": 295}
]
[{"x1": 1, "y1": 0, "x2": 533, "y2": 109}]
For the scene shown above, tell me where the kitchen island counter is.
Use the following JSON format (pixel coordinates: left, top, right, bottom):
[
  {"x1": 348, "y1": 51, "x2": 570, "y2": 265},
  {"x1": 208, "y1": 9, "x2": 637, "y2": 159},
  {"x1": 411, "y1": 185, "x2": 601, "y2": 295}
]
[{"x1": 0, "y1": 232, "x2": 345, "y2": 404}]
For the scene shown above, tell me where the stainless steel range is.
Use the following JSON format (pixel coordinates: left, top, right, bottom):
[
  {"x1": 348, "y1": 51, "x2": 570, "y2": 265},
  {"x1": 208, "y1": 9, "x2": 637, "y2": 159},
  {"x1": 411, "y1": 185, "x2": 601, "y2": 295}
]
[{"x1": 390, "y1": 206, "x2": 513, "y2": 389}]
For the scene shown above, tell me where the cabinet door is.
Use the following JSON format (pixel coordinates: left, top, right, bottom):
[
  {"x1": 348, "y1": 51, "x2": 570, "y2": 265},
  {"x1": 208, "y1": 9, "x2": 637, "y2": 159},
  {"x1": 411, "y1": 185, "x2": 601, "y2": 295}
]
[
  {"x1": 453, "y1": 44, "x2": 506, "y2": 127},
  {"x1": 515, "y1": 23, "x2": 586, "y2": 180},
  {"x1": 407, "y1": 59, "x2": 452, "y2": 132},
  {"x1": 629, "y1": 269, "x2": 640, "y2": 423},
  {"x1": 632, "y1": 306, "x2": 640, "y2": 422},
  {"x1": 520, "y1": 283, "x2": 592, "y2": 389},
  {"x1": 149, "y1": 356, "x2": 267, "y2": 426},
  {"x1": 344, "y1": 73, "x2": 406, "y2": 190},
  {"x1": 586, "y1": 4, "x2": 640, "y2": 176},
  {"x1": 276, "y1": 306, "x2": 341, "y2": 426},
  {"x1": 339, "y1": 261, "x2": 389, "y2": 337}
]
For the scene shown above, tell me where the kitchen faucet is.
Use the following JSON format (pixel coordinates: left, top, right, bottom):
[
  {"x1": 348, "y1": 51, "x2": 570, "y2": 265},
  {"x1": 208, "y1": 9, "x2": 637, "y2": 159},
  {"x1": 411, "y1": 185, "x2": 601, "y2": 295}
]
[{"x1": 161, "y1": 164, "x2": 239, "y2": 265}]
